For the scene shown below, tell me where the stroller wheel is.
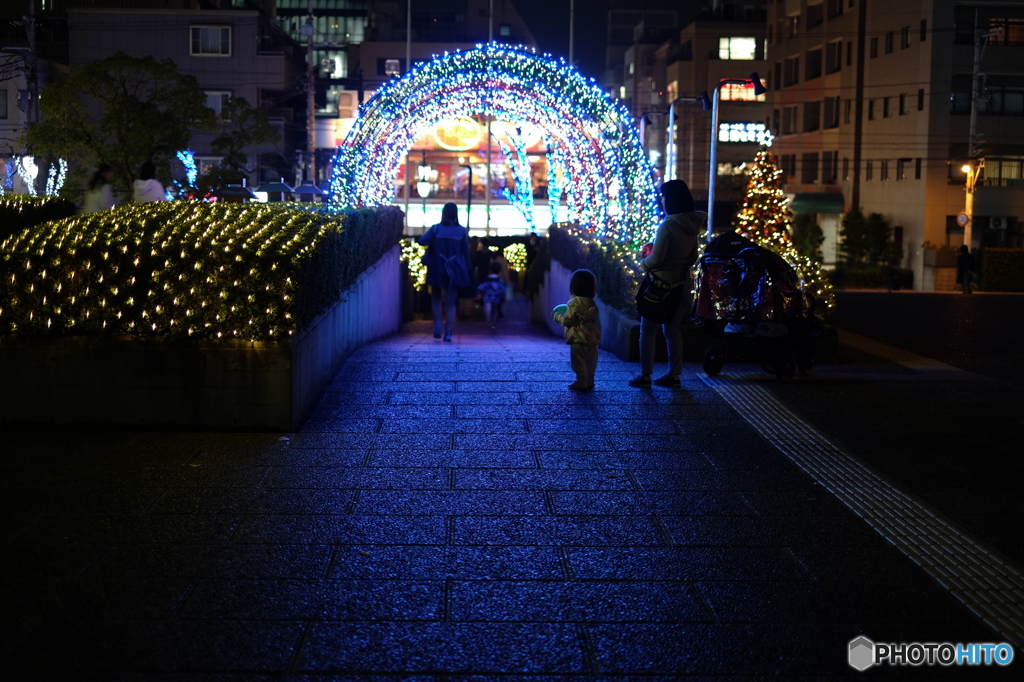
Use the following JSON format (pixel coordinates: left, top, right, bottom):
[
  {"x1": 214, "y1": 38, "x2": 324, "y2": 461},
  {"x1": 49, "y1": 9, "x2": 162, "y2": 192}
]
[
  {"x1": 703, "y1": 347, "x2": 724, "y2": 376},
  {"x1": 776, "y1": 353, "x2": 796, "y2": 382}
]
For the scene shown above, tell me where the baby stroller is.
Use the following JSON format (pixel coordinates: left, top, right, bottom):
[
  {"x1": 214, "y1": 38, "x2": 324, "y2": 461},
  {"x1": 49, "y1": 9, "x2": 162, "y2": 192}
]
[{"x1": 691, "y1": 232, "x2": 822, "y2": 382}]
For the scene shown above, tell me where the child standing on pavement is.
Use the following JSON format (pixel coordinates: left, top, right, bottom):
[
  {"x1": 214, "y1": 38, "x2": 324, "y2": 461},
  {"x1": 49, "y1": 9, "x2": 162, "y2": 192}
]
[
  {"x1": 551, "y1": 269, "x2": 602, "y2": 390},
  {"x1": 477, "y1": 261, "x2": 506, "y2": 327}
]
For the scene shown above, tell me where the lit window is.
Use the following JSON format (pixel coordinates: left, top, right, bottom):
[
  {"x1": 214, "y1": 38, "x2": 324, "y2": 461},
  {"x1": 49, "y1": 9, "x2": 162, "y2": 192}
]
[
  {"x1": 384, "y1": 59, "x2": 401, "y2": 77},
  {"x1": 720, "y1": 83, "x2": 765, "y2": 102},
  {"x1": 719, "y1": 37, "x2": 758, "y2": 60},
  {"x1": 718, "y1": 122, "x2": 766, "y2": 143},
  {"x1": 205, "y1": 91, "x2": 232, "y2": 117},
  {"x1": 191, "y1": 26, "x2": 231, "y2": 56}
]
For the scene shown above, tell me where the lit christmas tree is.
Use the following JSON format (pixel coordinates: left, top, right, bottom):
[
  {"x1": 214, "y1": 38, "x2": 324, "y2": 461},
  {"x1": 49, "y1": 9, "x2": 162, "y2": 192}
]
[{"x1": 733, "y1": 141, "x2": 835, "y2": 315}]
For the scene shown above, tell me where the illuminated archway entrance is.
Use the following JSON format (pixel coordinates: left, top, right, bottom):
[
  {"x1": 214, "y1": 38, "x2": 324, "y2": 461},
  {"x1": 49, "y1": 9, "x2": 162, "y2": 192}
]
[{"x1": 328, "y1": 44, "x2": 661, "y2": 243}]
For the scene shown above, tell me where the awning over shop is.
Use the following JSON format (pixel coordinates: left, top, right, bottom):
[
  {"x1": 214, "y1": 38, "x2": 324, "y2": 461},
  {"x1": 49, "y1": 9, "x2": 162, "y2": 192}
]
[{"x1": 789, "y1": 192, "x2": 845, "y2": 214}]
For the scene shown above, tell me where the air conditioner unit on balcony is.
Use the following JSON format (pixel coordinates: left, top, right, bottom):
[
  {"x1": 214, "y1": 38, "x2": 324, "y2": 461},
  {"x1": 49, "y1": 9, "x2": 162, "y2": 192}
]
[{"x1": 991, "y1": 216, "x2": 1008, "y2": 229}]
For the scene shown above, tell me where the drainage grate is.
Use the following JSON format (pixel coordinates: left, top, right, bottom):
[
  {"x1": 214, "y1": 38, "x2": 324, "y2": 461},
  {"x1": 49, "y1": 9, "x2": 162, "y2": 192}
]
[{"x1": 703, "y1": 372, "x2": 1024, "y2": 647}]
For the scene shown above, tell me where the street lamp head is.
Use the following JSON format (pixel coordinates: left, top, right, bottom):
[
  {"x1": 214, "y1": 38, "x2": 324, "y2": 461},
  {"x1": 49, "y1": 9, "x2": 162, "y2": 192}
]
[
  {"x1": 750, "y1": 72, "x2": 767, "y2": 96},
  {"x1": 961, "y1": 164, "x2": 972, "y2": 174}
]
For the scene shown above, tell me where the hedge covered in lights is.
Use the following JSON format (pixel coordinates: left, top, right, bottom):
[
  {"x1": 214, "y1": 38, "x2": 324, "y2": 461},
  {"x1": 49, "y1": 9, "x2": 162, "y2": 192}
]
[
  {"x1": 0, "y1": 202, "x2": 404, "y2": 341},
  {"x1": 0, "y1": 195, "x2": 78, "y2": 243}
]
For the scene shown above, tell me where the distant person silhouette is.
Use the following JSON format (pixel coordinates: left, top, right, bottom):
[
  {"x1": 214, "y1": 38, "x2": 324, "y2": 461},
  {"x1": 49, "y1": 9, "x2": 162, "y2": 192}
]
[
  {"x1": 956, "y1": 245, "x2": 974, "y2": 295},
  {"x1": 418, "y1": 202, "x2": 473, "y2": 341}
]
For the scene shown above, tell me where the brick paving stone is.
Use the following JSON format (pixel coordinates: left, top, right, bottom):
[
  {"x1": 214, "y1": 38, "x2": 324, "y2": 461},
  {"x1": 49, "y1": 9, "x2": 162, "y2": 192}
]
[{"x1": 1, "y1": 300, "x2": 1019, "y2": 677}]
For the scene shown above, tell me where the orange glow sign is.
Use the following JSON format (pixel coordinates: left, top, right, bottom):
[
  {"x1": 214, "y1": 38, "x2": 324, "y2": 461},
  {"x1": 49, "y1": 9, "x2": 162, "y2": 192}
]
[{"x1": 433, "y1": 116, "x2": 483, "y2": 151}]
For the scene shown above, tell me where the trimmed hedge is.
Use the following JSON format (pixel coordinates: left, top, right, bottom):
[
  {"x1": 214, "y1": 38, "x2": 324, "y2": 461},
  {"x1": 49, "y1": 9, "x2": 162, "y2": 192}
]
[
  {"x1": 549, "y1": 224, "x2": 641, "y2": 318},
  {"x1": 828, "y1": 265, "x2": 914, "y2": 290},
  {"x1": 0, "y1": 202, "x2": 403, "y2": 340},
  {"x1": 0, "y1": 195, "x2": 78, "y2": 243},
  {"x1": 981, "y1": 248, "x2": 1024, "y2": 292}
]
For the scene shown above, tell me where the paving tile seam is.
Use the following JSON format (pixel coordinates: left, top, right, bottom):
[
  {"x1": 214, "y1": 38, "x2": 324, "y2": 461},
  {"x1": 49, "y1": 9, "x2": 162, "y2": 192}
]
[{"x1": 702, "y1": 373, "x2": 1024, "y2": 647}]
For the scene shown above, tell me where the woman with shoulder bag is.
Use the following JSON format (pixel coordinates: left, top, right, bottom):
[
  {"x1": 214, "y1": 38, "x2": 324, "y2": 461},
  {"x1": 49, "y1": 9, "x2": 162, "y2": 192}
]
[
  {"x1": 418, "y1": 202, "x2": 474, "y2": 341},
  {"x1": 629, "y1": 179, "x2": 706, "y2": 388}
]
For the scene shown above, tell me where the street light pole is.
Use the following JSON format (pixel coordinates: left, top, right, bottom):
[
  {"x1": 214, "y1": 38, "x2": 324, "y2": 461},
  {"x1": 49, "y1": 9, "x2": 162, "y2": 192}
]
[
  {"x1": 664, "y1": 95, "x2": 709, "y2": 182},
  {"x1": 460, "y1": 164, "x2": 473, "y2": 229},
  {"x1": 705, "y1": 73, "x2": 765, "y2": 243}
]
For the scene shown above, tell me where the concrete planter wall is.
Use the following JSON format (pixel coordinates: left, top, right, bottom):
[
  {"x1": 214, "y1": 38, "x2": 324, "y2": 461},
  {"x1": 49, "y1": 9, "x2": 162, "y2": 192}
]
[{"x1": 0, "y1": 246, "x2": 403, "y2": 431}]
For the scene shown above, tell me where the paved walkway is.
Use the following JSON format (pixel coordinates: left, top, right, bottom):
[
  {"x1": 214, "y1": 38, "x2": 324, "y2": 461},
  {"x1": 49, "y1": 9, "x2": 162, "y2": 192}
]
[{"x1": 1, "y1": 298, "x2": 1017, "y2": 678}]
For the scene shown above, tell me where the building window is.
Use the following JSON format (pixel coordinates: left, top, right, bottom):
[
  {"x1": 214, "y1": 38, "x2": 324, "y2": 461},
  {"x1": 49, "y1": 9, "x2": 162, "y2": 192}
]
[
  {"x1": 881, "y1": 159, "x2": 890, "y2": 180},
  {"x1": 802, "y1": 152, "x2": 819, "y2": 183},
  {"x1": 921, "y1": 19, "x2": 928, "y2": 42},
  {"x1": 917, "y1": 88, "x2": 925, "y2": 111},
  {"x1": 804, "y1": 100, "x2": 821, "y2": 131},
  {"x1": 847, "y1": 40, "x2": 853, "y2": 66},
  {"x1": 824, "y1": 96, "x2": 840, "y2": 128},
  {"x1": 844, "y1": 99, "x2": 852, "y2": 124},
  {"x1": 901, "y1": 26, "x2": 911, "y2": 49},
  {"x1": 719, "y1": 36, "x2": 758, "y2": 60},
  {"x1": 870, "y1": 37, "x2": 878, "y2": 58},
  {"x1": 896, "y1": 158, "x2": 907, "y2": 181},
  {"x1": 204, "y1": 91, "x2": 231, "y2": 117},
  {"x1": 774, "y1": 61, "x2": 782, "y2": 90},
  {"x1": 190, "y1": 26, "x2": 231, "y2": 56},
  {"x1": 843, "y1": 156, "x2": 850, "y2": 180},
  {"x1": 899, "y1": 93, "x2": 907, "y2": 115},
  {"x1": 866, "y1": 160, "x2": 874, "y2": 180},
  {"x1": 989, "y1": 18, "x2": 1024, "y2": 45},
  {"x1": 784, "y1": 56, "x2": 800, "y2": 86},
  {"x1": 0, "y1": 88, "x2": 7, "y2": 119},
  {"x1": 828, "y1": 0, "x2": 844, "y2": 19},
  {"x1": 807, "y1": 3, "x2": 824, "y2": 28},
  {"x1": 823, "y1": 150, "x2": 839, "y2": 183},
  {"x1": 826, "y1": 40, "x2": 842, "y2": 73},
  {"x1": 782, "y1": 106, "x2": 799, "y2": 134},
  {"x1": 883, "y1": 97, "x2": 891, "y2": 118},
  {"x1": 383, "y1": 59, "x2": 402, "y2": 76},
  {"x1": 499, "y1": 24, "x2": 511, "y2": 37},
  {"x1": 720, "y1": 82, "x2": 766, "y2": 101},
  {"x1": 986, "y1": 87, "x2": 1024, "y2": 115},
  {"x1": 781, "y1": 153, "x2": 797, "y2": 181},
  {"x1": 805, "y1": 48, "x2": 822, "y2": 80},
  {"x1": 885, "y1": 32, "x2": 894, "y2": 54},
  {"x1": 719, "y1": 122, "x2": 767, "y2": 142},
  {"x1": 868, "y1": 99, "x2": 875, "y2": 120},
  {"x1": 915, "y1": 158, "x2": 922, "y2": 179},
  {"x1": 784, "y1": 14, "x2": 800, "y2": 39}
]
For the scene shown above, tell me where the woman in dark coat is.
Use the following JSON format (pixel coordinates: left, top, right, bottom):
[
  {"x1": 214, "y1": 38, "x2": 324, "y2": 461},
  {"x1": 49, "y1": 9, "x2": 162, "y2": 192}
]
[{"x1": 418, "y1": 202, "x2": 474, "y2": 341}]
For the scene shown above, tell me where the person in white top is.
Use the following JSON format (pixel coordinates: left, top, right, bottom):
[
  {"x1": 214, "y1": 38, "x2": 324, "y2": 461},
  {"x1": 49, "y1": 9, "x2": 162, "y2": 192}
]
[
  {"x1": 132, "y1": 161, "x2": 166, "y2": 203},
  {"x1": 82, "y1": 164, "x2": 115, "y2": 213}
]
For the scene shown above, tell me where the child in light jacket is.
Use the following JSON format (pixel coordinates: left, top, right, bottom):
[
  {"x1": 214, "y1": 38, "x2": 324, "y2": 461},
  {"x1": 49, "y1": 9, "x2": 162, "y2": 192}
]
[
  {"x1": 552, "y1": 269, "x2": 602, "y2": 390},
  {"x1": 477, "y1": 261, "x2": 506, "y2": 326}
]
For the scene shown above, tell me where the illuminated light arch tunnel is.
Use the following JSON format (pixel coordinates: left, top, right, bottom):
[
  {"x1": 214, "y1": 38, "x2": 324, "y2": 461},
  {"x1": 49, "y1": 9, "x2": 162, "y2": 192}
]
[{"x1": 328, "y1": 43, "x2": 662, "y2": 245}]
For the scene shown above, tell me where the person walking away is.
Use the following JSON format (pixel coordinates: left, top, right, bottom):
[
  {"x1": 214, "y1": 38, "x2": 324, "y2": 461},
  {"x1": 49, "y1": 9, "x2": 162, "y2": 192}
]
[
  {"x1": 490, "y1": 247, "x2": 511, "y2": 318},
  {"x1": 418, "y1": 202, "x2": 473, "y2": 341},
  {"x1": 552, "y1": 269, "x2": 602, "y2": 390},
  {"x1": 956, "y1": 245, "x2": 974, "y2": 295},
  {"x1": 82, "y1": 164, "x2": 115, "y2": 213},
  {"x1": 132, "y1": 162, "x2": 166, "y2": 203},
  {"x1": 477, "y1": 261, "x2": 506, "y2": 328},
  {"x1": 629, "y1": 179, "x2": 705, "y2": 388}
]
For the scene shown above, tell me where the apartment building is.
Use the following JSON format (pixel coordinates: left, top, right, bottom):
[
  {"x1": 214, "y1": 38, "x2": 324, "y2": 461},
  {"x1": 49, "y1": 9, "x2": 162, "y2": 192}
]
[
  {"x1": 767, "y1": 0, "x2": 1024, "y2": 288},
  {"x1": 68, "y1": 6, "x2": 306, "y2": 184},
  {"x1": 615, "y1": 1, "x2": 768, "y2": 219}
]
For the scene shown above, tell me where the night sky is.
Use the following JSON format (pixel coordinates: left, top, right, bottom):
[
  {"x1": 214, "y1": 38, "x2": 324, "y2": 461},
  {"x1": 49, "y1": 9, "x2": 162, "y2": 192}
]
[{"x1": 513, "y1": 0, "x2": 610, "y2": 81}]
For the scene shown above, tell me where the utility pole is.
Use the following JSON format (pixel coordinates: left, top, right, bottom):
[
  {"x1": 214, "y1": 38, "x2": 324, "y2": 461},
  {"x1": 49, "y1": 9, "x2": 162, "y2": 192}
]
[
  {"x1": 303, "y1": 0, "x2": 316, "y2": 184},
  {"x1": 569, "y1": 0, "x2": 574, "y2": 66},
  {"x1": 964, "y1": 14, "x2": 1002, "y2": 248}
]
